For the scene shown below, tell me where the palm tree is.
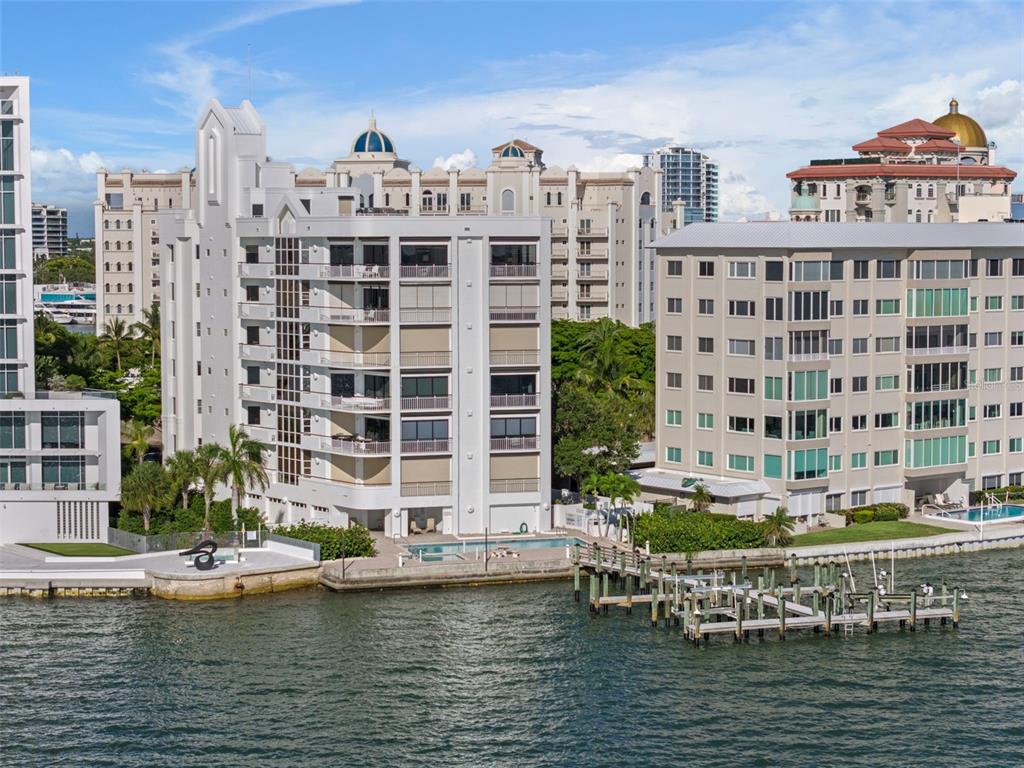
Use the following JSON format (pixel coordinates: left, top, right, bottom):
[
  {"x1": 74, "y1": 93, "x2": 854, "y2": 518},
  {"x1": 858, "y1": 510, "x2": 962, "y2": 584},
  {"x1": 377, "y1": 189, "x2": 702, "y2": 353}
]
[
  {"x1": 133, "y1": 303, "x2": 160, "y2": 366},
  {"x1": 764, "y1": 506, "x2": 795, "y2": 547},
  {"x1": 581, "y1": 472, "x2": 601, "y2": 500},
  {"x1": 165, "y1": 449, "x2": 198, "y2": 510},
  {"x1": 220, "y1": 424, "x2": 269, "y2": 524},
  {"x1": 193, "y1": 442, "x2": 226, "y2": 534},
  {"x1": 100, "y1": 317, "x2": 132, "y2": 371},
  {"x1": 121, "y1": 461, "x2": 170, "y2": 532},
  {"x1": 579, "y1": 318, "x2": 621, "y2": 383},
  {"x1": 690, "y1": 483, "x2": 712, "y2": 514},
  {"x1": 123, "y1": 419, "x2": 155, "y2": 464}
]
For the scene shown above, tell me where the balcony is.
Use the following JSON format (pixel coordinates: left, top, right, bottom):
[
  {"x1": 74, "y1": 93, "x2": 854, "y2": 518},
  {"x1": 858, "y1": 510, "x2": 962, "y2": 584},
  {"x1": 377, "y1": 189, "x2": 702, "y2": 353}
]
[
  {"x1": 906, "y1": 346, "x2": 969, "y2": 357},
  {"x1": 489, "y1": 478, "x2": 540, "y2": 493},
  {"x1": 578, "y1": 267, "x2": 609, "y2": 281},
  {"x1": 319, "y1": 264, "x2": 390, "y2": 280},
  {"x1": 400, "y1": 351, "x2": 451, "y2": 368},
  {"x1": 490, "y1": 436, "x2": 539, "y2": 451},
  {"x1": 302, "y1": 306, "x2": 390, "y2": 324},
  {"x1": 490, "y1": 264, "x2": 538, "y2": 279},
  {"x1": 552, "y1": 287, "x2": 568, "y2": 303},
  {"x1": 490, "y1": 393, "x2": 539, "y2": 409},
  {"x1": 299, "y1": 390, "x2": 332, "y2": 409},
  {"x1": 322, "y1": 351, "x2": 392, "y2": 368},
  {"x1": 239, "y1": 384, "x2": 275, "y2": 403},
  {"x1": 855, "y1": 194, "x2": 872, "y2": 205},
  {"x1": 551, "y1": 265, "x2": 568, "y2": 280},
  {"x1": 399, "y1": 264, "x2": 450, "y2": 280},
  {"x1": 489, "y1": 350, "x2": 540, "y2": 367},
  {"x1": 330, "y1": 395, "x2": 391, "y2": 413},
  {"x1": 238, "y1": 262, "x2": 274, "y2": 279},
  {"x1": 400, "y1": 396, "x2": 452, "y2": 411},
  {"x1": 577, "y1": 290, "x2": 608, "y2": 303},
  {"x1": 400, "y1": 480, "x2": 453, "y2": 497},
  {"x1": 239, "y1": 343, "x2": 276, "y2": 362},
  {"x1": 490, "y1": 307, "x2": 540, "y2": 322},
  {"x1": 399, "y1": 308, "x2": 451, "y2": 324},
  {"x1": 315, "y1": 436, "x2": 392, "y2": 456},
  {"x1": 0, "y1": 482, "x2": 106, "y2": 492},
  {"x1": 400, "y1": 438, "x2": 452, "y2": 454},
  {"x1": 245, "y1": 424, "x2": 276, "y2": 444},
  {"x1": 577, "y1": 227, "x2": 607, "y2": 238},
  {"x1": 787, "y1": 352, "x2": 830, "y2": 363},
  {"x1": 239, "y1": 302, "x2": 275, "y2": 320}
]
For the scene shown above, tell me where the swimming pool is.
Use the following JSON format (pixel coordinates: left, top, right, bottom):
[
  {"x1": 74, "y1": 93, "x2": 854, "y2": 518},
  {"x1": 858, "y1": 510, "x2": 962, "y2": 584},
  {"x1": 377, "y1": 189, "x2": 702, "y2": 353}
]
[
  {"x1": 929, "y1": 504, "x2": 1024, "y2": 524},
  {"x1": 407, "y1": 536, "x2": 583, "y2": 562},
  {"x1": 41, "y1": 292, "x2": 96, "y2": 302}
]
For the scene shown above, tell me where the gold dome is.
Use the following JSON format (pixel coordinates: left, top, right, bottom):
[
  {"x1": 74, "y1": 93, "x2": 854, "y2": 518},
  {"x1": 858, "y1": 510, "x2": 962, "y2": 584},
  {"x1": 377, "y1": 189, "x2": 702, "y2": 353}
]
[{"x1": 933, "y1": 98, "x2": 988, "y2": 147}]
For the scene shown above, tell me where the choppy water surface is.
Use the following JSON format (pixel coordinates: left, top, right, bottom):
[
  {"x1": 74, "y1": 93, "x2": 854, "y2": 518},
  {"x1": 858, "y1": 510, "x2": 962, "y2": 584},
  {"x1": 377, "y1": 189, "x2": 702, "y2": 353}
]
[{"x1": 2, "y1": 550, "x2": 1023, "y2": 767}]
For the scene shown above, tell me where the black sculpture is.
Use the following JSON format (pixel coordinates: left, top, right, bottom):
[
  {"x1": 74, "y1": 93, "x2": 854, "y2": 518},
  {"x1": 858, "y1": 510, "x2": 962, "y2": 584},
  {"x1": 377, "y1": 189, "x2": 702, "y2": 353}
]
[{"x1": 179, "y1": 539, "x2": 219, "y2": 571}]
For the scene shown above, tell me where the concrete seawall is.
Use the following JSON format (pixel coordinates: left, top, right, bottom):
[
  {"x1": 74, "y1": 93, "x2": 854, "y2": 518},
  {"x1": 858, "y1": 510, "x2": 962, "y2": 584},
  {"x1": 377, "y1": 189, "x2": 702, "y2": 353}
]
[
  {"x1": 149, "y1": 562, "x2": 322, "y2": 600},
  {"x1": 321, "y1": 557, "x2": 573, "y2": 592}
]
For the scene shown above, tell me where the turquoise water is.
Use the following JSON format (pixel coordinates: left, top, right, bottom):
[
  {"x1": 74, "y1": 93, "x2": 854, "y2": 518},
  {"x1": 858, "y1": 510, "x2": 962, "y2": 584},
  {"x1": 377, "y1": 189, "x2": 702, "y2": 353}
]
[
  {"x1": 40, "y1": 292, "x2": 95, "y2": 301},
  {"x1": 941, "y1": 504, "x2": 1024, "y2": 523},
  {"x1": 1, "y1": 550, "x2": 1023, "y2": 766},
  {"x1": 408, "y1": 536, "x2": 580, "y2": 561}
]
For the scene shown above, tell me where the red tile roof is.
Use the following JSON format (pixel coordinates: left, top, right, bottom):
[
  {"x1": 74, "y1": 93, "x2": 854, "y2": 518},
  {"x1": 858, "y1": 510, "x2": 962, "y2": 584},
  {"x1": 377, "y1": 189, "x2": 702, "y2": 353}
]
[
  {"x1": 491, "y1": 139, "x2": 542, "y2": 153},
  {"x1": 915, "y1": 138, "x2": 962, "y2": 153},
  {"x1": 786, "y1": 163, "x2": 1016, "y2": 181},
  {"x1": 877, "y1": 119, "x2": 956, "y2": 139},
  {"x1": 852, "y1": 136, "x2": 911, "y2": 153}
]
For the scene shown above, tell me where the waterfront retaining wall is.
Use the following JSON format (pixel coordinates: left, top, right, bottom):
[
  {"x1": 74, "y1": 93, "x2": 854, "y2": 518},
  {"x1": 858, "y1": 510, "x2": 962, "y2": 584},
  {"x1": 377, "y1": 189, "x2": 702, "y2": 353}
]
[
  {"x1": 149, "y1": 563, "x2": 322, "y2": 600},
  {"x1": 321, "y1": 557, "x2": 573, "y2": 592}
]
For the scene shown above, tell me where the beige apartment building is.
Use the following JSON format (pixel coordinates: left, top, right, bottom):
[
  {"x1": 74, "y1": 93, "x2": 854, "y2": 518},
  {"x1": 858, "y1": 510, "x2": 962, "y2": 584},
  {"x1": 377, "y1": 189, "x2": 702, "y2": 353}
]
[
  {"x1": 93, "y1": 169, "x2": 192, "y2": 329},
  {"x1": 787, "y1": 100, "x2": 1016, "y2": 224},
  {"x1": 644, "y1": 222, "x2": 1024, "y2": 523}
]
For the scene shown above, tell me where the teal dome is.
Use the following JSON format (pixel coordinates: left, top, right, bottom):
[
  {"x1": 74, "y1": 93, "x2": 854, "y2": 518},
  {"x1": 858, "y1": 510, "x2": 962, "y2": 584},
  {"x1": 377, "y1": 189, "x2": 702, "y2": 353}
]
[
  {"x1": 353, "y1": 116, "x2": 394, "y2": 154},
  {"x1": 501, "y1": 144, "x2": 524, "y2": 158},
  {"x1": 792, "y1": 182, "x2": 818, "y2": 211}
]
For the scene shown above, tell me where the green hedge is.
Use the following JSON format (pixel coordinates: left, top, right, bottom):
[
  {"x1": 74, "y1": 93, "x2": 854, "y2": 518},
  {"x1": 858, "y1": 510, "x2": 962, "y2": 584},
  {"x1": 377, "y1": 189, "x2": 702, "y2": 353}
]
[
  {"x1": 633, "y1": 507, "x2": 768, "y2": 553},
  {"x1": 116, "y1": 498, "x2": 264, "y2": 534},
  {"x1": 970, "y1": 486, "x2": 1024, "y2": 505},
  {"x1": 840, "y1": 503, "x2": 909, "y2": 526},
  {"x1": 272, "y1": 521, "x2": 377, "y2": 561}
]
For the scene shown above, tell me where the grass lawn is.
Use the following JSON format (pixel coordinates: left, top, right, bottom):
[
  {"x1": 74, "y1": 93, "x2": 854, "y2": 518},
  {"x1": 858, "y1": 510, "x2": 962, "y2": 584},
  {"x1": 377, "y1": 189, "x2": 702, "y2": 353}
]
[
  {"x1": 21, "y1": 542, "x2": 135, "y2": 557},
  {"x1": 792, "y1": 521, "x2": 951, "y2": 547}
]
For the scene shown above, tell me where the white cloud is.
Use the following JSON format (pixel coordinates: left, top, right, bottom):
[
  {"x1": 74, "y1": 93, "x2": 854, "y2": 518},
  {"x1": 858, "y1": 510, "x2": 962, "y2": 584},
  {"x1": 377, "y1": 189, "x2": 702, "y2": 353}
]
[{"x1": 432, "y1": 149, "x2": 477, "y2": 171}]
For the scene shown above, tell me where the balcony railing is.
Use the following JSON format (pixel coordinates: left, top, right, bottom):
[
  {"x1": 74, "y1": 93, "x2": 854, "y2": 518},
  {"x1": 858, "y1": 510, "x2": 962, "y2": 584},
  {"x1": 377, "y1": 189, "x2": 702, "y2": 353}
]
[
  {"x1": 400, "y1": 481, "x2": 453, "y2": 496},
  {"x1": 906, "y1": 346, "x2": 969, "y2": 357},
  {"x1": 400, "y1": 438, "x2": 452, "y2": 454},
  {"x1": 577, "y1": 291, "x2": 608, "y2": 302},
  {"x1": 399, "y1": 264, "x2": 450, "y2": 279},
  {"x1": 489, "y1": 350, "x2": 540, "y2": 366},
  {"x1": 400, "y1": 351, "x2": 451, "y2": 367},
  {"x1": 0, "y1": 482, "x2": 105, "y2": 492},
  {"x1": 239, "y1": 384, "x2": 275, "y2": 403},
  {"x1": 787, "y1": 352, "x2": 830, "y2": 362},
  {"x1": 238, "y1": 262, "x2": 275, "y2": 278},
  {"x1": 400, "y1": 396, "x2": 452, "y2": 411},
  {"x1": 399, "y1": 308, "x2": 451, "y2": 324},
  {"x1": 324, "y1": 351, "x2": 392, "y2": 368},
  {"x1": 319, "y1": 264, "x2": 390, "y2": 280},
  {"x1": 331, "y1": 396, "x2": 391, "y2": 412},
  {"x1": 489, "y1": 264, "x2": 538, "y2": 278},
  {"x1": 489, "y1": 478, "x2": 540, "y2": 493},
  {"x1": 577, "y1": 227, "x2": 608, "y2": 237},
  {"x1": 304, "y1": 307, "x2": 390, "y2": 324},
  {"x1": 324, "y1": 437, "x2": 392, "y2": 456},
  {"x1": 490, "y1": 307, "x2": 539, "y2": 322},
  {"x1": 239, "y1": 343, "x2": 276, "y2": 362},
  {"x1": 239, "y1": 302, "x2": 275, "y2": 320},
  {"x1": 490, "y1": 394, "x2": 539, "y2": 408},
  {"x1": 490, "y1": 436, "x2": 539, "y2": 451}
]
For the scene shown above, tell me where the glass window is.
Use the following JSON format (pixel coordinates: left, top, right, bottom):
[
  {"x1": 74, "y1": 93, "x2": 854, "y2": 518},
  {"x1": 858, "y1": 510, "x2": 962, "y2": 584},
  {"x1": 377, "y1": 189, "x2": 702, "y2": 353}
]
[
  {"x1": 0, "y1": 413, "x2": 25, "y2": 448},
  {"x1": 41, "y1": 412, "x2": 84, "y2": 449}
]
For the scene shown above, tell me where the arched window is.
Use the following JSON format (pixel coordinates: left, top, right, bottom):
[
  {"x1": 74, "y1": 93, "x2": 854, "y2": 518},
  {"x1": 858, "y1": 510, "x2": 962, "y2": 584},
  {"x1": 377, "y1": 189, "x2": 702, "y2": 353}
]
[
  {"x1": 404, "y1": 193, "x2": 410, "y2": 207},
  {"x1": 127, "y1": 283, "x2": 133, "y2": 292},
  {"x1": 545, "y1": 192, "x2": 551, "y2": 205},
  {"x1": 384, "y1": 193, "x2": 390, "y2": 207},
  {"x1": 927, "y1": 184, "x2": 934, "y2": 199},
  {"x1": 500, "y1": 189, "x2": 515, "y2": 213},
  {"x1": 367, "y1": 193, "x2": 374, "y2": 209},
  {"x1": 915, "y1": 184, "x2": 923, "y2": 199},
  {"x1": 556, "y1": 192, "x2": 563, "y2": 205},
  {"x1": 104, "y1": 242, "x2": 109, "y2": 251},
  {"x1": 640, "y1": 191, "x2": 651, "y2": 205},
  {"x1": 115, "y1": 241, "x2": 121, "y2": 250},
  {"x1": 422, "y1": 190, "x2": 433, "y2": 211},
  {"x1": 127, "y1": 220, "x2": 132, "y2": 229},
  {"x1": 103, "y1": 219, "x2": 109, "y2": 230},
  {"x1": 128, "y1": 304, "x2": 133, "y2": 313},
  {"x1": 116, "y1": 304, "x2": 122, "y2": 313},
  {"x1": 127, "y1": 241, "x2": 132, "y2": 250},
  {"x1": 105, "y1": 304, "x2": 110, "y2": 313},
  {"x1": 104, "y1": 283, "x2": 110, "y2": 292},
  {"x1": 128, "y1": 262, "x2": 133, "y2": 272},
  {"x1": 115, "y1": 220, "x2": 121, "y2": 229},
  {"x1": 116, "y1": 283, "x2": 121, "y2": 292}
]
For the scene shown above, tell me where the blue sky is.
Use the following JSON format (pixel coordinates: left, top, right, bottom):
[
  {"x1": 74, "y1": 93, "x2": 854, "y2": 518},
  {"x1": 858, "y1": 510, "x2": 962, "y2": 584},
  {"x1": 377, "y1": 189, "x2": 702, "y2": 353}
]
[{"x1": 2, "y1": 0, "x2": 1022, "y2": 235}]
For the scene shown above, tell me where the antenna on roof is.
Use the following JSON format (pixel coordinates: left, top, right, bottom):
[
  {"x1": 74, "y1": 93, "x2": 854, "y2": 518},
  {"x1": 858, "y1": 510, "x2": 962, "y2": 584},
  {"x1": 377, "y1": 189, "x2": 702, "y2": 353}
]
[{"x1": 247, "y1": 43, "x2": 253, "y2": 102}]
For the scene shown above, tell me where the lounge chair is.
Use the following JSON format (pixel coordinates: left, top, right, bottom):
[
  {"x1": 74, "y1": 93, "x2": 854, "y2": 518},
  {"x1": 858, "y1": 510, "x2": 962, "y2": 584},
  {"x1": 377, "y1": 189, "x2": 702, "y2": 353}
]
[
  {"x1": 426, "y1": 517, "x2": 438, "y2": 534},
  {"x1": 409, "y1": 520, "x2": 424, "y2": 535}
]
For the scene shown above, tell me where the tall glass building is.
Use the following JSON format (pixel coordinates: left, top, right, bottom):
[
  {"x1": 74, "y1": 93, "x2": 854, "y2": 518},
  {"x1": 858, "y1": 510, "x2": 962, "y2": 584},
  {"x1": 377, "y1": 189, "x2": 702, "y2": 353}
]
[{"x1": 643, "y1": 146, "x2": 719, "y2": 222}]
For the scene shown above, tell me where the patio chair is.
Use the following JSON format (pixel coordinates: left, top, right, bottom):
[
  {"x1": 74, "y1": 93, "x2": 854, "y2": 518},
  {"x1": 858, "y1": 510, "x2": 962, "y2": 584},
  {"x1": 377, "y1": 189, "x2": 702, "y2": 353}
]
[
  {"x1": 409, "y1": 520, "x2": 424, "y2": 535},
  {"x1": 426, "y1": 517, "x2": 438, "y2": 534}
]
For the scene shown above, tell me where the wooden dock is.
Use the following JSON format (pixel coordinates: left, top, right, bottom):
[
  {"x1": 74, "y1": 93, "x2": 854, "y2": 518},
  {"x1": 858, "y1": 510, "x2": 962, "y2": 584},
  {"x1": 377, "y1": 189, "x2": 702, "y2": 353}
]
[{"x1": 573, "y1": 543, "x2": 962, "y2": 645}]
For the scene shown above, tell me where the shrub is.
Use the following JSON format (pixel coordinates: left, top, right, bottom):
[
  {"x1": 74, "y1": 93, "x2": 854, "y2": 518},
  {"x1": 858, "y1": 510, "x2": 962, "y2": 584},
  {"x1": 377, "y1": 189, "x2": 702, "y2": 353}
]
[
  {"x1": 851, "y1": 509, "x2": 874, "y2": 525},
  {"x1": 633, "y1": 507, "x2": 768, "y2": 553},
  {"x1": 273, "y1": 521, "x2": 377, "y2": 560},
  {"x1": 841, "y1": 502, "x2": 908, "y2": 525}
]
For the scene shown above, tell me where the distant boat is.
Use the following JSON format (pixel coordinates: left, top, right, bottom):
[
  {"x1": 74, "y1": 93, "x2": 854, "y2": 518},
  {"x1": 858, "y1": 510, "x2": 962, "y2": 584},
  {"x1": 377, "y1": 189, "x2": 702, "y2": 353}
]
[{"x1": 34, "y1": 282, "x2": 97, "y2": 325}]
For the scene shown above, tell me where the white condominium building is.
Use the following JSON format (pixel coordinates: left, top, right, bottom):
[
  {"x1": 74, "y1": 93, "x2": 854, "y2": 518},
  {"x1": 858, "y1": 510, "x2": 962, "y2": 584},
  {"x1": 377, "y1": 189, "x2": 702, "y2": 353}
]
[
  {"x1": 788, "y1": 100, "x2": 1016, "y2": 224},
  {"x1": 646, "y1": 222, "x2": 1024, "y2": 522},
  {"x1": 31, "y1": 202, "x2": 67, "y2": 258},
  {"x1": 94, "y1": 169, "x2": 193, "y2": 329},
  {"x1": 160, "y1": 100, "x2": 552, "y2": 537},
  {"x1": 0, "y1": 78, "x2": 121, "y2": 545},
  {"x1": 643, "y1": 145, "x2": 719, "y2": 223}
]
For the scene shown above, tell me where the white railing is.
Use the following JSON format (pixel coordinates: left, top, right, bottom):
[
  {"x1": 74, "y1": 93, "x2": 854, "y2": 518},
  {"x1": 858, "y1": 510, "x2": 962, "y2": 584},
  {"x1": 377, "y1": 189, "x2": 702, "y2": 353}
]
[
  {"x1": 239, "y1": 343, "x2": 276, "y2": 362},
  {"x1": 305, "y1": 307, "x2": 390, "y2": 324},
  {"x1": 907, "y1": 346, "x2": 969, "y2": 356},
  {"x1": 578, "y1": 227, "x2": 608, "y2": 237},
  {"x1": 399, "y1": 308, "x2": 451, "y2": 323},
  {"x1": 490, "y1": 394, "x2": 539, "y2": 408},
  {"x1": 787, "y1": 352, "x2": 830, "y2": 362},
  {"x1": 399, "y1": 351, "x2": 451, "y2": 367},
  {"x1": 577, "y1": 291, "x2": 608, "y2": 302},
  {"x1": 490, "y1": 307, "x2": 539, "y2": 322},
  {"x1": 489, "y1": 350, "x2": 540, "y2": 366},
  {"x1": 490, "y1": 436, "x2": 539, "y2": 451},
  {"x1": 400, "y1": 439, "x2": 452, "y2": 454},
  {"x1": 325, "y1": 437, "x2": 392, "y2": 456},
  {"x1": 489, "y1": 478, "x2": 540, "y2": 493},
  {"x1": 238, "y1": 262, "x2": 275, "y2": 278},
  {"x1": 400, "y1": 481, "x2": 452, "y2": 496},
  {"x1": 319, "y1": 264, "x2": 390, "y2": 280},
  {"x1": 239, "y1": 384, "x2": 275, "y2": 402},
  {"x1": 577, "y1": 268, "x2": 609, "y2": 280},
  {"x1": 400, "y1": 264, "x2": 450, "y2": 279},
  {"x1": 331, "y1": 396, "x2": 391, "y2": 412},
  {"x1": 325, "y1": 351, "x2": 392, "y2": 368},
  {"x1": 400, "y1": 396, "x2": 451, "y2": 410},
  {"x1": 239, "y1": 302, "x2": 274, "y2": 320},
  {"x1": 490, "y1": 264, "x2": 538, "y2": 278}
]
